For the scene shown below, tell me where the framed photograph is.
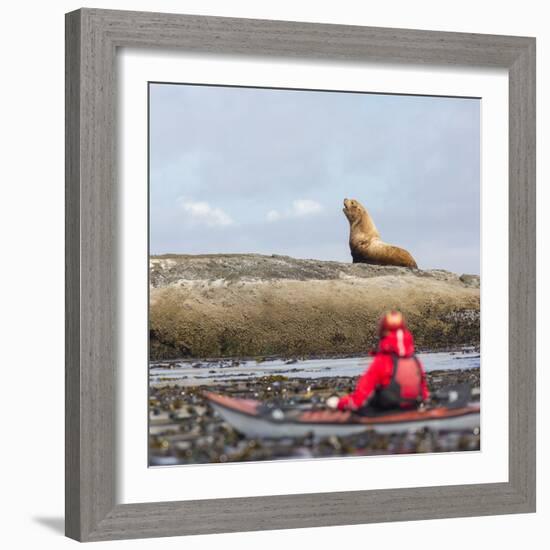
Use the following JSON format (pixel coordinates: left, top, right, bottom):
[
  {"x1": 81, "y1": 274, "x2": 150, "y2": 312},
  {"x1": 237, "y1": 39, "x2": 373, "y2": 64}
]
[{"x1": 65, "y1": 8, "x2": 535, "y2": 542}]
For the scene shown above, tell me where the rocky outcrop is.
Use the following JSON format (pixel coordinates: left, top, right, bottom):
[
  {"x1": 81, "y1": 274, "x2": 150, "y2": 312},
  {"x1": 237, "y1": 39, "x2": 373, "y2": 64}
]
[{"x1": 149, "y1": 254, "x2": 480, "y2": 360}]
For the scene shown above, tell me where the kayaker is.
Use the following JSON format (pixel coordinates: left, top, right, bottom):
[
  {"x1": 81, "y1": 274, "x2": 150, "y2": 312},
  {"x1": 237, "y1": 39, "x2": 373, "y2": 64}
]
[{"x1": 327, "y1": 310, "x2": 429, "y2": 414}]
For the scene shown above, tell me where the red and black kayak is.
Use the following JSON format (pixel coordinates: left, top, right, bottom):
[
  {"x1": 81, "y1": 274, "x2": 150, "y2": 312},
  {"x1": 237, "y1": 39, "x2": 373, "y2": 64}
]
[{"x1": 204, "y1": 391, "x2": 480, "y2": 439}]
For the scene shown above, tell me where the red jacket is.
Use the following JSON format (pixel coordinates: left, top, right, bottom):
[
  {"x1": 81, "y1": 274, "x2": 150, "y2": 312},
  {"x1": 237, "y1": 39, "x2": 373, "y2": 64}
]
[{"x1": 337, "y1": 328, "x2": 429, "y2": 411}]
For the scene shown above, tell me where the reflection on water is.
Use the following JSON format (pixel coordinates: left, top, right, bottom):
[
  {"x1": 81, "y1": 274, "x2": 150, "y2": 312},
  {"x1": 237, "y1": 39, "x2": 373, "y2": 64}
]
[{"x1": 150, "y1": 350, "x2": 480, "y2": 387}]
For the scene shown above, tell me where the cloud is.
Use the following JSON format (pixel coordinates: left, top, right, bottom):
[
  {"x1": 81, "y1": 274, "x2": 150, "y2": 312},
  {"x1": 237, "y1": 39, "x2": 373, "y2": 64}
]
[
  {"x1": 266, "y1": 210, "x2": 281, "y2": 222},
  {"x1": 293, "y1": 199, "x2": 324, "y2": 216},
  {"x1": 179, "y1": 199, "x2": 234, "y2": 227},
  {"x1": 267, "y1": 199, "x2": 323, "y2": 222}
]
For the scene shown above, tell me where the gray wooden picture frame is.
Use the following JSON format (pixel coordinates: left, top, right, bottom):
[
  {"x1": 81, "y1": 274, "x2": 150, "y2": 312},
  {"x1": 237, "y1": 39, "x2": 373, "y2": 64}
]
[{"x1": 65, "y1": 8, "x2": 536, "y2": 542}]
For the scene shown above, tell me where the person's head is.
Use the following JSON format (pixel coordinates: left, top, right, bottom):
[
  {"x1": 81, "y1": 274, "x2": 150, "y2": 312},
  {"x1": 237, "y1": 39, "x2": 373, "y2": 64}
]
[{"x1": 378, "y1": 310, "x2": 407, "y2": 338}]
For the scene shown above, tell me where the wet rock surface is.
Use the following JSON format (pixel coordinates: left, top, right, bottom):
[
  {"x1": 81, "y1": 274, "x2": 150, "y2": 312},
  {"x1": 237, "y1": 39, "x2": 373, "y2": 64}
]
[{"x1": 149, "y1": 367, "x2": 480, "y2": 466}]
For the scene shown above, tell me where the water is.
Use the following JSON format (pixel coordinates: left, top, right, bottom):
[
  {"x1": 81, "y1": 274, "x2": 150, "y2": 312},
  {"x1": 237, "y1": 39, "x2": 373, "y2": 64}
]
[{"x1": 149, "y1": 350, "x2": 480, "y2": 387}]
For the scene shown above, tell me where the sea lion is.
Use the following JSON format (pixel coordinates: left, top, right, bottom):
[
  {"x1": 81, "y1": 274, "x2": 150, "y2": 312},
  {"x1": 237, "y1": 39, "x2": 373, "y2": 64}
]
[{"x1": 343, "y1": 198, "x2": 418, "y2": 268}]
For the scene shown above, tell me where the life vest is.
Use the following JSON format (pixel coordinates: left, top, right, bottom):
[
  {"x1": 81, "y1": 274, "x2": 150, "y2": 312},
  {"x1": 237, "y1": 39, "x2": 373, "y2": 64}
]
[{"x1": 374, "y1": 353, "x2": 424, "y2": 409}]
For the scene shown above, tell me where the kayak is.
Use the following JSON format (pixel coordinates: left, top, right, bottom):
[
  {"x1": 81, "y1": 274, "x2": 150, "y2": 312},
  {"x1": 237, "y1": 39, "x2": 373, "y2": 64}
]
[{"x1": 204, "y1": 391, "x2": 480, "y2": 439}]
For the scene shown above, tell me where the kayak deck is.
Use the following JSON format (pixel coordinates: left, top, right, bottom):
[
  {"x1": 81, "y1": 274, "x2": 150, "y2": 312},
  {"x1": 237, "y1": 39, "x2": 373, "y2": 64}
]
[{"x1": 205, "y1": 391, "x2": 480, "y2": 439}]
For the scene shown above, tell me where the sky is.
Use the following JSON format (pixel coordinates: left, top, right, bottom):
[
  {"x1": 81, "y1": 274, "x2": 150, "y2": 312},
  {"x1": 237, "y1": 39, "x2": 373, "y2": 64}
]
[{"x1": 149, "y1": 83, "x2": 480, "y2": 274}]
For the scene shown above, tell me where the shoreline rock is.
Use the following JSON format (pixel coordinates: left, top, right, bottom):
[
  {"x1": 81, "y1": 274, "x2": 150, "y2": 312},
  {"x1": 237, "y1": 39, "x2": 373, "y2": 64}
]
[{"x1": 149, "y1": 254, "x2": 480, "y2": 360}]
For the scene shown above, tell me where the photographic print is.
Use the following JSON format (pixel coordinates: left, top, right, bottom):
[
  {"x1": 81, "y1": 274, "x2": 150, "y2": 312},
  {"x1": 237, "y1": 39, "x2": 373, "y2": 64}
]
[{"x1": 148, "y1": 83, "x2": 481, "y2": 466}]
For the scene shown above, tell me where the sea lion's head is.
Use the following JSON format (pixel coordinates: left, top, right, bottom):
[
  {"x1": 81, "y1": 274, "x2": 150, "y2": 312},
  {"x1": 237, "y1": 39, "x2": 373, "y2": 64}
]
[{"x1": 343, "y1": 198, "x2": 366, "y2": 224}]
